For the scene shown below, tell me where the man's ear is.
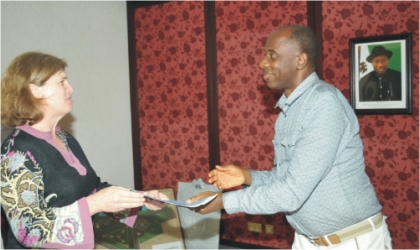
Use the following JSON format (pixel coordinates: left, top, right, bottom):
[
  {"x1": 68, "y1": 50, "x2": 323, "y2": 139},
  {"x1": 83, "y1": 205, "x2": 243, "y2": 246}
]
[
  {"x1": 296, "y1": 53, "x2": 309, "y2": 70},
  {"x1": 29, "y1": 84, "x2": 43, "y2": 98}
]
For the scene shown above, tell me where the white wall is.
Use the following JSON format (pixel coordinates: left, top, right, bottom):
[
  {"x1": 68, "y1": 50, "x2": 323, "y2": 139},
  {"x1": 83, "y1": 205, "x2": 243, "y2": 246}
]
[{"x1": 1, "y1": 1, "x2": 135, "y2": 189}]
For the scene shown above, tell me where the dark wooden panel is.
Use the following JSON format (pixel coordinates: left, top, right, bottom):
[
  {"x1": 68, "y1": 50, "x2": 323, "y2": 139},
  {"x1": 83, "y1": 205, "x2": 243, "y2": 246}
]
[
  {"x1": 307, "y1": 1, "x2": 324, "y2": 79},
  {"x1": 126, "y1": 1, "x2": 143, "y2": 190},
  {"x1": 204, "y1": 1, "x2": 220, "y2": 170}
]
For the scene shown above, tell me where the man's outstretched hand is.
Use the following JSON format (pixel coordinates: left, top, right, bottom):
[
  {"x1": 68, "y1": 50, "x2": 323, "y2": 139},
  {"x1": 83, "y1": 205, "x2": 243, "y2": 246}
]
[
  {"x1": 186, "y1": 191, "x2": 223, "y2": 215},
  {"x1": 208, "y1": 164, "x2": 251, "y2": 190}
]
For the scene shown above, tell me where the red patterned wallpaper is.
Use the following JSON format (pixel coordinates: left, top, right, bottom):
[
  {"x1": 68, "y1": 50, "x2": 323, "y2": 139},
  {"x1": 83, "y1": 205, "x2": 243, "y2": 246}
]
[
  {"x1": 322, "y1": 1, "x2": 419, "y2": 249},
  {"x1": 133, "y1": 1, "x2": 419, "y2": 249},
  {"x1": 134, "y1": 1, "x2": 209, "y2": 192},
  {"x1": 215, "y1": 1, "x2": 306, "y2": 248}
]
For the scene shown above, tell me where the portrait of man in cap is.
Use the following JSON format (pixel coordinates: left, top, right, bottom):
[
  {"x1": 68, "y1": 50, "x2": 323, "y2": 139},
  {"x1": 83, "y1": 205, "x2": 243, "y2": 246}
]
[{"x1": 359, "y1": 45, "x2": 402, "y2": 101}]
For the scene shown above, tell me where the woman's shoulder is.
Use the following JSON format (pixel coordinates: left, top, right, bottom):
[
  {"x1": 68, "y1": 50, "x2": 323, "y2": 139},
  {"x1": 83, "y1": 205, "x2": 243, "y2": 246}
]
[
  {"x1": 2, "y1": 127, "x2": 29, "y2": 143},
  {"x1": 1, "y1": 128, "x2": 42, "y2": 152}
]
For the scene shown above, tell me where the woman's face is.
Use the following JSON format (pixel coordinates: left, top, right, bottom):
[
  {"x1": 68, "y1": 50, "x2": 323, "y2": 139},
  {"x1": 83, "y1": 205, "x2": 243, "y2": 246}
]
[{"x1": 36, "y1": 70, "x2": 74, "y2": 119}]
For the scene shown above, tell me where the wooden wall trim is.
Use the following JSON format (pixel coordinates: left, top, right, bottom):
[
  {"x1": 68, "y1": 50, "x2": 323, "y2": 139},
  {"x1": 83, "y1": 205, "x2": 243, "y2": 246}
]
[
  {"x1": 127, "y1": 1, "x2": 143, "y2": 190},
  {"x1": 307, "y1": 1, "x2": 324, "y2": 79},
  {"x1": 127, "y1": 1, "x2": 170, "y2": 191},
  {"x1": 204, "y1": 1, "x2": 221, "y2": 170}
]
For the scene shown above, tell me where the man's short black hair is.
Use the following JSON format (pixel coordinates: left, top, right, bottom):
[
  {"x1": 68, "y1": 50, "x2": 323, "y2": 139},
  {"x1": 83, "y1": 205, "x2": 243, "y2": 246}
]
[{"x1": 278, "y1": 25, "x2": 320, "y2": 69}]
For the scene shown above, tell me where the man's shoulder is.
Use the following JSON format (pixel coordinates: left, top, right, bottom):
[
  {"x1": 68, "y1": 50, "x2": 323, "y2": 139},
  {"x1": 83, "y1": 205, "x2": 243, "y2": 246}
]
[
  {"x1": 299, "y1": 80, "x2": 338, "y2": 107},
  {"x1": 313, "y1": 79, "x2": 340, "y2": 94},
  {"x1": 386, "y1": 68, "x2": 401, "y2": 75},
  {"x1": 359, "y1": 71, "x2": 374, "y2": 84},
  {"x1": 308, "y1": 80, "x2": 351, "y2": 108}
]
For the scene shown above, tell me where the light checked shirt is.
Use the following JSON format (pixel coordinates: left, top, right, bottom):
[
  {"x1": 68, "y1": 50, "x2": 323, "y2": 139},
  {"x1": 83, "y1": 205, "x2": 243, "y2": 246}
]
[{"x1": 223, "y1": 72, "x2": 382, "y2": 236}]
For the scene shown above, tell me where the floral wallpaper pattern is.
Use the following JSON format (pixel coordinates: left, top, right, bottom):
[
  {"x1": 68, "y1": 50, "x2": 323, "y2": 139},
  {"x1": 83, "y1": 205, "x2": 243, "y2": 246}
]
[
  {"x1": 322, "y1": 1, "x2": 419, "y2": 249},
  {"x1": 134, "y1": 1, "x2": 209, "y2": 192},
  {"x1": 133, "y1": 1, "x2": 419, "y2": 249},
  {"x1": 215, "y1": 1, "x2": 306, "y2": 248}
]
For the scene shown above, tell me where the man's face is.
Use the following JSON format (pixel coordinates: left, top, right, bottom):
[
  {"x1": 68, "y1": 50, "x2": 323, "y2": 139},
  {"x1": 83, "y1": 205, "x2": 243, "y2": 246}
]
[
  {"x1": 371, "y1": 55, "x2": 389, "y2": 74},
  {"x1": 259, "y1": 29, "x2": 301, "y2": 94}
]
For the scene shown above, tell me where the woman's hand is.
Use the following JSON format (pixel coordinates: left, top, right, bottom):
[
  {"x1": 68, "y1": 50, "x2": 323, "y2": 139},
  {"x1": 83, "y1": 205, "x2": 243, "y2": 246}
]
[
  {"x1": 208, "y1": 164, "x2": 252, "y2": 190},
  {"x1": 86, "y1": 186, "x2": 145, "y2": 215},
  {"x1": 144, "y1": 190, "x2": 168, "y2": 211}
]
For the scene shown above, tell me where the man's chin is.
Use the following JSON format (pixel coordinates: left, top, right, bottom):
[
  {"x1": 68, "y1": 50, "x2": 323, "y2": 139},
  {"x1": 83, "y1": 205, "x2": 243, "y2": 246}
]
[
  {"x1": 266, "y1": 81, "x2": 281, "y2": 90},
  {"x1": 265, "y1": 81, "x2": 275, "y2": 89}
]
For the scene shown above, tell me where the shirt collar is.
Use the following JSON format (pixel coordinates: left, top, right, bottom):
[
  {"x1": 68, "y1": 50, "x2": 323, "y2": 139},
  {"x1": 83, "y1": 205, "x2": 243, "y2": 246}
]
[
  {"x1": 275, "y1": 72, "x2": 319, "y2": 113},
  {"x1": 17, "y1": 124, "x2": 62, "y2": 140}
]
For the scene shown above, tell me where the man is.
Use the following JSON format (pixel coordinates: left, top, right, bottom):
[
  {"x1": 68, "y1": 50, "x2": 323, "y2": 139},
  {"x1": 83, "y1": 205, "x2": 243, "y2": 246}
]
[
  {"x1": 359, "y1": 45, "x2": 402, "y2": 101},
  {"x1": 187, "y1": 25, "x2": 392, "y2": 249}
]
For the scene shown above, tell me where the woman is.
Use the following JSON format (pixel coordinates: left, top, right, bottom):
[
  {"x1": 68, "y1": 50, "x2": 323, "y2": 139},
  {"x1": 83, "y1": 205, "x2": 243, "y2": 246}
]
[{"x1": 1, "y1": 52, "x2": 167, "y2": 248}]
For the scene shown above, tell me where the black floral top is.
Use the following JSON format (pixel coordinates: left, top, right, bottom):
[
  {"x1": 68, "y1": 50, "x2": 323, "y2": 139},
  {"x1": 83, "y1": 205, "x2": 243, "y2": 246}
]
[{"x1": 1, "y1": 124, "x2": 138, "y2": 248}]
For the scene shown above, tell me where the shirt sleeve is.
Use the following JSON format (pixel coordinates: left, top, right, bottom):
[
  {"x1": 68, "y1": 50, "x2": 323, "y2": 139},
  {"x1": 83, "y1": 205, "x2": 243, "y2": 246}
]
[
  {"x1": 223, "y1": 89, "x2": 348, "y2": 215},
  {"x1": 1, "y1": 144, "x2": 94, "y2": 249},
  {"x1": 247, "y1": 166, "x2": 278, "y2": 187}
]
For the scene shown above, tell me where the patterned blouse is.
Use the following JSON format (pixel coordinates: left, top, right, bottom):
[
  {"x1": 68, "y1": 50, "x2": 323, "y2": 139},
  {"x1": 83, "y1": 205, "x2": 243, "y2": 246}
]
[{"x1": 1, "y1": 124, "x2": 138, "y2": 248}]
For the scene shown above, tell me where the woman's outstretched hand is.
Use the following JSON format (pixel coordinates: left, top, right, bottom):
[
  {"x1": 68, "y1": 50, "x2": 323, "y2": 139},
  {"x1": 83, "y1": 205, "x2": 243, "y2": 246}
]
[
  {"x1": 87, "y1": 187, "x2": 169, "y2": 215},
  {"x1": 87, "y1": 186, "x2": 145, "y2": 215},
  {"x1": 144, "y1": 189, "x2": 169, "y2": 211}
]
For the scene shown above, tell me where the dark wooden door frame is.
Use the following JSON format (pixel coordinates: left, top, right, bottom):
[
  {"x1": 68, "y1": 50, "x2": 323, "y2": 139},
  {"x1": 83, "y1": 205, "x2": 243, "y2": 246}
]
[
  {"x1": 307, "y1": 1, "x2": 324, "y2": 79},
  {"x1": 126, "y1": 1, "x2": 142, "y2": 190},
  {"x1": 204, "y1": 1, "x2": 220, "y2": 171},
  {"x1": 126, "y1": 1, "x2": 169, "y2": 190}
]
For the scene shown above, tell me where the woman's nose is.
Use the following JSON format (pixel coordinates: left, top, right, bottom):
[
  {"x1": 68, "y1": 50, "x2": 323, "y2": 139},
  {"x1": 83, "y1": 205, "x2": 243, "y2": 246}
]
[{"x1": 67, "y1": 83, "x2": 74, "y2": 94}]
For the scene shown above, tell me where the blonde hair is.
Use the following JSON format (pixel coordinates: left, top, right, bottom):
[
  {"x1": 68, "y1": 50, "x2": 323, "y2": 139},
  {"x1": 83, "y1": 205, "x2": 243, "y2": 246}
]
[{"x1": 1, "y1": 52, "x2": 67, "y2": 126}]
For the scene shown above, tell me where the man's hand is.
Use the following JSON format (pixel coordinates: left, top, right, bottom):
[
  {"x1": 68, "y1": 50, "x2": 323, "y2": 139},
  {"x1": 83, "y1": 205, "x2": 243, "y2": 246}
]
[
  {"x1": 208, "y1": 164, "x2": 252, "y2": 190},
  {"x1": 186, "y1": 191, "x2": 223, "y2": 215}
]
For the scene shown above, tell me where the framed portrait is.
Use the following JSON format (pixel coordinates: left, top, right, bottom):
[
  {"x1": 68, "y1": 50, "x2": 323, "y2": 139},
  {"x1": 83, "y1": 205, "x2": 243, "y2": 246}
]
[
  {"x1": 94, "y1": 188, "x2": 185, "y2": 249},
  {"x1": 349, "y1": 33, "x2": 413, "y2": 115}
]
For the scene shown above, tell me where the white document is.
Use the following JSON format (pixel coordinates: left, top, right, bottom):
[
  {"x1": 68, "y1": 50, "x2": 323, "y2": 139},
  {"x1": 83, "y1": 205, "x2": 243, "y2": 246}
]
[{"x1": 144, "y1": 193, "x2": 217, "y2": 208}]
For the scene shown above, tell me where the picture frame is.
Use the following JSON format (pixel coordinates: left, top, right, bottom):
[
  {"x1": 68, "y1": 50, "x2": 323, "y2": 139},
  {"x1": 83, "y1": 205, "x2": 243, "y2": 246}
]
[
  {"x1": 349, "y1": 33, "x2": 413, "y2": 115},
  {"x1": 94, "y1": 188, "x2": 185, "y2": 249}
]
